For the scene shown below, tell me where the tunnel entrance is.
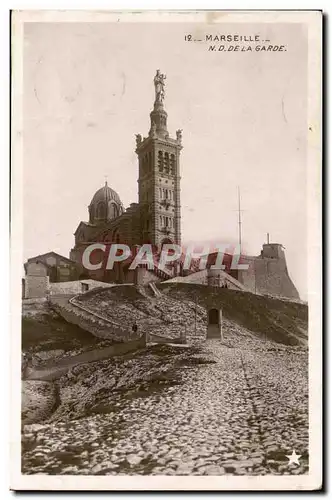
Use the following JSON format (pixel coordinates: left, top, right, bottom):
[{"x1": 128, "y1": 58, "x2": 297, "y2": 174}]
[
  {"x1": 207, "y1": 308, "x2": 222, "y2": 340},
  {"x1": 208, "y1": 308, "x2": 219, "y2": 325}
]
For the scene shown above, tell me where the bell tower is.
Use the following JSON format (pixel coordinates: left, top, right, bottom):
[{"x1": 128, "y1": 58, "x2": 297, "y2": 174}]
[{"x1": 135, "y1": 70, "x2": 182, "y2": 248}]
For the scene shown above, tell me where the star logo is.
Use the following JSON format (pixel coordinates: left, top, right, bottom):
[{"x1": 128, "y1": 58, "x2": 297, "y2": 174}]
[{"x1": 286, "y1": 450, "x2": 301, "y2": 466}]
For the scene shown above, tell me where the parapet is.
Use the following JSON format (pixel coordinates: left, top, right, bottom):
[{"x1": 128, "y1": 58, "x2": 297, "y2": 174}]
[{"x1": 261, "y1": 243, "x2": 285, "y2": 260}]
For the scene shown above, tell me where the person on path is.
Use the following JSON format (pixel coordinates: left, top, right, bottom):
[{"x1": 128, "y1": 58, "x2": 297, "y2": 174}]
[{"x1": 132, "y1": 322, "x2": 138, "y2": 335}]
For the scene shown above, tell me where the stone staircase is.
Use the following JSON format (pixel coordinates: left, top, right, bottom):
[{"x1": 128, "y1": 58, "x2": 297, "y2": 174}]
[{"x1": 149, "y1": 282, "x2": 162, "y2": 297}]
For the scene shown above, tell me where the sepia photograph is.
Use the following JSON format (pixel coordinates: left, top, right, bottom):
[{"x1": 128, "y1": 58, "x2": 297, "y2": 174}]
[{"x1": 11, "y1": 9, "x2": 322, "y2": 491}]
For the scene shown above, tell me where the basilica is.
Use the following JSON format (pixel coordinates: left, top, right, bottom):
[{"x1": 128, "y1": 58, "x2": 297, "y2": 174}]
[
  {"x1": 23, "y1": 71, "x2": 300, "y2": 299},
  {"x1": 69, "y1": 70, "x2": 183, "y2": 283}
]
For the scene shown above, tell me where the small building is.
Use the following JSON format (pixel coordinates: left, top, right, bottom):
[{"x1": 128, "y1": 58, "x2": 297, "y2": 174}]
[
  {"x1": 24, "y1": 252, "x2": 82, "y2": 299},
  {"x1": 23, "y1": 260, "x2": 49, "y2": 299}
]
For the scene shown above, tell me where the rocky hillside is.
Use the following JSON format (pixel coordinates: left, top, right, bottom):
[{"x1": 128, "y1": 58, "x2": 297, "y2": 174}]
[
  {"x1": 74, "y1": 284, "x2": 308, "y2": 346},
  {"x1": 160, "y1": 283, "x2": 308, "y2": 345},
  {"x1": 21, "y1": 289, "x2": 308, "y2": 476},
  {"x1": 74, "y1": 285, "x2": 207, "y2": 343},
  {"x1": 22, "y1": 332, "x2": 308, "y2": 476},
  {"x1": 22, "y1": 300, "x2": 99, "y2": 358}
]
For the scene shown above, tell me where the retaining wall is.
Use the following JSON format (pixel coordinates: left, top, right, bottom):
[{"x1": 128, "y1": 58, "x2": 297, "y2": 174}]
[
  {"x1": 26, "y1": 336, "x2": 147, "y2": 381},
  {"x1": 50, "y1": 299, "x2": 134, "y2": 342},
  {"x1": 49, "y1": 280, "x2": 113, "y2": 296}
]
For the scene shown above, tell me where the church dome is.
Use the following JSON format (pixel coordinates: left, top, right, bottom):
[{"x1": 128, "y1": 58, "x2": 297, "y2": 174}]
[
  {"x1": 89, "y1": 182, "x2": 124, "y2": 224},
  {"x1": 91, "y1": 182, "x2": 122, "y2": 206}
]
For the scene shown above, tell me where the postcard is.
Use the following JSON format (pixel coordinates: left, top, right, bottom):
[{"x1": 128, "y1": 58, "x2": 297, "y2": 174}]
[{"x1": 11, "y1": 9, "x2": 322, "y2": 491}]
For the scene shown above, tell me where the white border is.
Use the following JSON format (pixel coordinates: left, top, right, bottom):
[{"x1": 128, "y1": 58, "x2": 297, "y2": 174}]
[{"x1": 10, "y1": 9, "x2": 322, "y2": 492}]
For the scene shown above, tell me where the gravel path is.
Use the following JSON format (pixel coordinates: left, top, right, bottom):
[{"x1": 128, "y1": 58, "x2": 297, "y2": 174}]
[
  {"x1": 22, "y1": 381, "x2": 59, "y2": 425},
  {"x1": 22, "y1": 338, "x2": 308, "y2": 476}
]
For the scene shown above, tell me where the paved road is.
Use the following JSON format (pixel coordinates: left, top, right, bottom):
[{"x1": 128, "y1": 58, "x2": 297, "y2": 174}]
[
  {"x1": 22, "y1": 340, "x2": 308, "y2": 476},
  {"x1": 24, "y1": 343, "x2": 121, "y2": 381},
  {"x1": 25, "y1": 341, "x2": 188, "y2": 382}
]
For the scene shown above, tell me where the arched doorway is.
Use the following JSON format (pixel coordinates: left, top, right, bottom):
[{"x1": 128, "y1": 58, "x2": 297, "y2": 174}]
[
  {"x1": 207, "y1": 308, "x2": 222, "y2": 340},
  {"x1": 208, "y1": 308, "x2": 219, "y2": 325}
]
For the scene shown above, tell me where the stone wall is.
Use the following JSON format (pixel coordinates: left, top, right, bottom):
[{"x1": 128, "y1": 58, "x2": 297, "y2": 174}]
[
  {"x1": 236, "y1": 255, "x2": 299, "y2": 299},
  {"x1": 172, "y1": 244, "x2": 300, "y2": 300},
  {"x1": 25, "y1": 275, "x2": 49, "y2": 299},
  {"x1": 148, "y1": 332, "x2": 186, "y2": 344},
  {"x1": 25, "y1": 336, "x2": 147, "y2": 383},
  {"x1": 49, "y1": 280, "x2": 113, "y2": 296},
  {"x1": 236, "y1": 247, "x2": 299, "y2": 300},
  {"x1": 254, "y1": 257, "x2": 299, "y2": 299},
  {"x1": 68, "y1": 284, "x2": 208, "y2": 345},
  {"x1": 25, "y1": 253, "x2": 80, "y2": 283},
  {"x1": 165, "y1": 269, "x2": 245, "y2": 291},
  {"x1": 49, "y1": 298, "x2": 134, "y2": 341},
  {"x1": 168, "y1": 270, "x2": 208, "y2": 284},
  {"x1": 22, "y1": 297, "x2": 48, "y2": 305},
  {"x1": 55, "y1": 336, "x2": 146, "y2": 366},
  {"x1": 237, "y1": 257, "x2": 257, "y2": 293}
]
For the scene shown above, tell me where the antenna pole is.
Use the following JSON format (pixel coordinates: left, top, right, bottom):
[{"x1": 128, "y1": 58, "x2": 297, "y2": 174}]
[{"x1": 238, "y1": 186, "x2": 242, "y2": 255}]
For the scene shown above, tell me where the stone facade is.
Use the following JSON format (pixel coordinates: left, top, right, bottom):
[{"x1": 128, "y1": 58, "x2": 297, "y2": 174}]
[
  {"x1": 24, "y1": 252, "x2": 80, "y2": 284},
  {"x1": 199, "y1": 243, "x2": 300, "y2": 300},
  {"x1": 24, "y1": 261, "x2": 50, "y2": 299},
  {"x1": 165, "y1": 268, "x2": 246, "y2": 291},
  {"x1": 69, "y1": 71, "x2": 182, "y2": 283},
  {"x1": 48, "y1": 279, "x2": 113, "y2": 296},
  {"x1": 26, "y1": 71, "x2": 299, "y2": 301},
  {"x1": 237, "y1": 243, "x2": 300, "y2": 299}
]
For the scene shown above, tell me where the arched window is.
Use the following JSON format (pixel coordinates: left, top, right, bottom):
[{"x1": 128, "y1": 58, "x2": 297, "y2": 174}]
[
  {"x1": 97, "y1": 202, "x2": 106, "y2": 219},
  {"x1": 143, "y1": 154, "x2": 148, "y2": 175},
  {"x1": 170, "y1": 154, "x2": 175, "y2": 175},
  {"x1": 109, "y1": 202, "x2": 119, "y2": 219},
  {"x1": 158, "y1": 151, "x2": 163, "y2": 172},
  {"x1": 164, "y1": 152, "x2": 170, "y2": 174}
]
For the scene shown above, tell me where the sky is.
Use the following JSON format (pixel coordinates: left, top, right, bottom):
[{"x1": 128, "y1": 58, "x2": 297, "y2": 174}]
[{"x1": 22, "y1": 19, "x2": 308, "y2": 298}]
